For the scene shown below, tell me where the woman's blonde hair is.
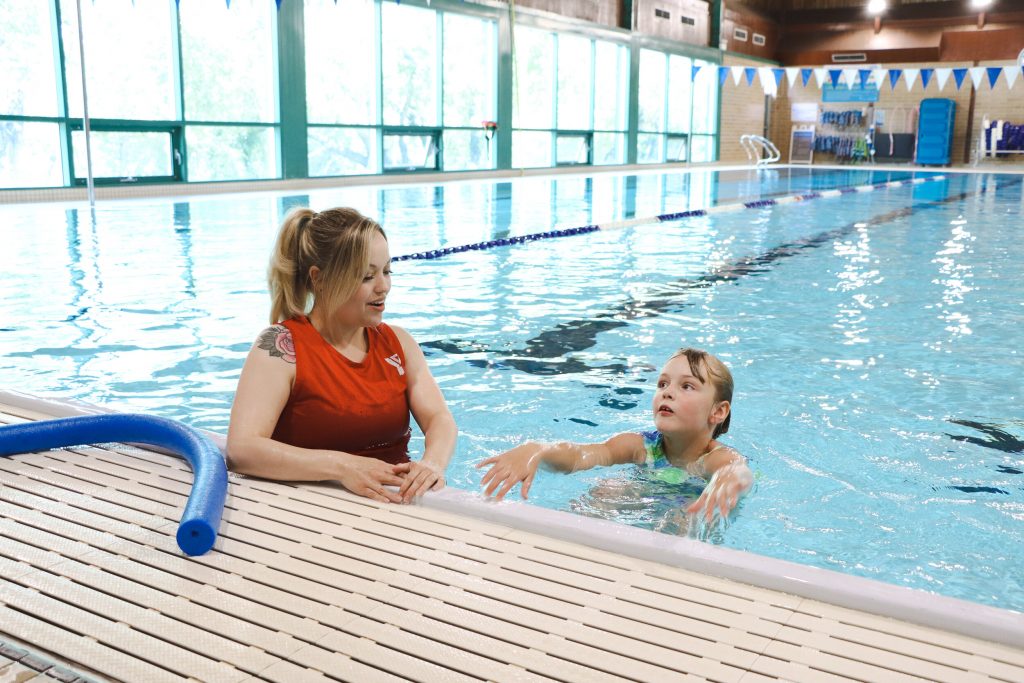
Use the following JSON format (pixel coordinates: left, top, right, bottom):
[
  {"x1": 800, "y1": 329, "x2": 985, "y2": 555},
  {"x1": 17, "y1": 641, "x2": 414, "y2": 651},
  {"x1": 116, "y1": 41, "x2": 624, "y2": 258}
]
[
  {"x1": 671, "y1": 347, "x2": 734, "y2": 438},
  {"x1": 268, "y1": 207, "x2": 386, "y2": 324}
]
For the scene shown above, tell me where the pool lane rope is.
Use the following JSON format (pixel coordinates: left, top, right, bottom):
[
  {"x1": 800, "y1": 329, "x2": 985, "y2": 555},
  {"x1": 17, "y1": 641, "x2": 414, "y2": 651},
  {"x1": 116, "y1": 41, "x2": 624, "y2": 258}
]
[
  {"x1": 0, "y1": 414, "x2": 227, "y2": 556},
  {"x1": 393, "y1": 174, "x2": 947, "y2": 261}
]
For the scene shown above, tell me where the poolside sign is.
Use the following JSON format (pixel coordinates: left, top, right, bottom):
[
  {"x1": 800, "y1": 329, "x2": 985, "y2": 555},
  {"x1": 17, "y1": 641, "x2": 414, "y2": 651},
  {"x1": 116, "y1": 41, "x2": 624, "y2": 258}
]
[{"x1": 822, "y1": 80, "x2": 880, "y2": 102}]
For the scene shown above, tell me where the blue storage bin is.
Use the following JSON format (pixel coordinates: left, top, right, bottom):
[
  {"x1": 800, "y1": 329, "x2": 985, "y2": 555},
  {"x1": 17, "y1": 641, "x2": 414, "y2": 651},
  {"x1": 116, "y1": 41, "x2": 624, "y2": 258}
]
[{"x1": 916, "y1": 98, "x2": 956, "y2": 165}]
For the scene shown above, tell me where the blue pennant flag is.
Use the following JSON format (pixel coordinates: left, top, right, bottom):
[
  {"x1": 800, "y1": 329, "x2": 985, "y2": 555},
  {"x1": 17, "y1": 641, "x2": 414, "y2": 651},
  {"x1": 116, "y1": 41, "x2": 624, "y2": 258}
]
[
  {"x1": 952, "y1": 68, "x2": 968, "y2": 90},
  {"x1": 888, "y1": 69, "x2": 902, "y2": 90},
  {"x1": 858, "y1": 69, "x2": 872, "y2": 87},
  {"x1": 276, "y1": 0, "x2": 283, "y2": 8},
  {"x1": 986, "y1": 66, "x2": 1002, "y2": 88},
  {"x1": 920, "y1": 68, "x2": 933, "y2": 89},
  {"x1": 744, "y1": 67, "x2": 756, "y2": 85},
  {"x1": 225, "y1": 0, "x2": 230, "y2": 7},
  {"x1": 828, "y1": 69, "x2": 842, "y2": 87},
  {"x1": 772, "y1": 68, "x2": 784, "y2": 87},
  {"x1": 692, "y1": 63, "x2": 703, "y2": 81},
  {"x1": 800, "y1": 68, "x2": 813, "y2": 87},
  {"x1": 718, "y1": 66, "x2": 729, "y2": 86}
]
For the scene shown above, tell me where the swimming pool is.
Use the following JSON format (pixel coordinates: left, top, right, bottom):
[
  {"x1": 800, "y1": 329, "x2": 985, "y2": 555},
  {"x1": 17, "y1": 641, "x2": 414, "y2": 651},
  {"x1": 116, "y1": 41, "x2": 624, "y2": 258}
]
[{"x1": 1, "y1": 167, "x2": 1021, "y2": 613}]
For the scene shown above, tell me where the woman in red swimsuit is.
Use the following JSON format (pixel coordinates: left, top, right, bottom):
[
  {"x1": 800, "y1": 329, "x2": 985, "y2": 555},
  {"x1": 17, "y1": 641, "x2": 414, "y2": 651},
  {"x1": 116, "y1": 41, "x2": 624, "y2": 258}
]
[{"x1": 227, "y1": 208, "x2": 456, "y2": 503}]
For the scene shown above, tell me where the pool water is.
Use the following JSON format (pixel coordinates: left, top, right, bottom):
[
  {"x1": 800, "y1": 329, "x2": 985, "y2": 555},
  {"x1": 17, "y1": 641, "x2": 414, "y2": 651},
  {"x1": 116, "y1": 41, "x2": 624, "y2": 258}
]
[{"x1": 1, "y1": 167, "x2": 1021, "y2": 612}]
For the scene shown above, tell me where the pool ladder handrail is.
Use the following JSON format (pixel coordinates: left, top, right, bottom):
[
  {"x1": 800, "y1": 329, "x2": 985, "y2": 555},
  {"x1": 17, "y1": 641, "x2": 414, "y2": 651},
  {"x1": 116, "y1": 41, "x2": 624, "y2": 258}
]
[{"x1": 740, "y1": 134, "x2": 781, "y2": 166}]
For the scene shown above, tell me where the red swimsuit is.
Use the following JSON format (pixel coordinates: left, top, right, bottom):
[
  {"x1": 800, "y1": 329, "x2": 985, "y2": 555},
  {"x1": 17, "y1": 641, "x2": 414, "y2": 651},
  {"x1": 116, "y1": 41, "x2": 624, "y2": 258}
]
[{"x1": 272, "y1": 317, "x2": 411, "y2": 464}]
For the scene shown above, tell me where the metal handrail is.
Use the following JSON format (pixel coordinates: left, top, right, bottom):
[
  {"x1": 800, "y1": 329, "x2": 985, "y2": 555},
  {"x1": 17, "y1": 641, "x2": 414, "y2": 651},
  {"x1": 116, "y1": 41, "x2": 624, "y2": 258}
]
[{"x1": 740, "y1": 134, "x2": 781, "y2": 165}]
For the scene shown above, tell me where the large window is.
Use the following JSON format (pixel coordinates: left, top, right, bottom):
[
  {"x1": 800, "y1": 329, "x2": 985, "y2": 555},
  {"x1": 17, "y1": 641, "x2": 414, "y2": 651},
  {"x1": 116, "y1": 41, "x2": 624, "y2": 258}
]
[
  {"x1": 306, "y1": 0, "x2": 496, "y2": 176},
  {"x1": 638, "y1": 50, "x2": 717, "y2": 164},
  {"x1": 513, "y1": 27, "x2": 628, "y2": 169},
  {"x1": 0, "y1": 1, "x2": 722, "y2": 190},
  {"x1": 0, "y1": 0, "x2": 63, "y2": 188},
  {"x1": 181, "y1": 0, "x2": 278, "y2": 181}
]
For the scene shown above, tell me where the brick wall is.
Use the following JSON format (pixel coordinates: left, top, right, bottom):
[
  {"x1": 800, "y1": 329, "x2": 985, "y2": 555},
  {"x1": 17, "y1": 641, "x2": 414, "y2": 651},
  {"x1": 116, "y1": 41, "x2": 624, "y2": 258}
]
[{"x1": 718, "y1": 55, "x2": 773, "y2": 163}]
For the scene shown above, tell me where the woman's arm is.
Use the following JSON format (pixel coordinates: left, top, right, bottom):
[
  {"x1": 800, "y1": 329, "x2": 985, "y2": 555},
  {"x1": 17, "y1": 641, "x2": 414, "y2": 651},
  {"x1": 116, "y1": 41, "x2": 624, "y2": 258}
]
[
  {"x1": 477, "y1": 432, "x2": 645, "y2": 501},
  {"x1": 392, "y1": 325, "x2": 457, "y2": 502},
  {"x1": 685, "y1": 445, "x2": 753, "y2": 520},
  {"x1": 226, "y1": 326, "x2": 404, "y2": 503}
]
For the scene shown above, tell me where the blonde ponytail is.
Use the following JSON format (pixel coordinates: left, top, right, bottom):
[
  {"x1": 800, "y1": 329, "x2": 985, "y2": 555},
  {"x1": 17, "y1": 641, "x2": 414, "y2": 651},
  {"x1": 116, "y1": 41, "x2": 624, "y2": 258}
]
[
  {"x1": 267, "y1": 207, "x2": 386, "y2": 325},
  {"x1": 268, "y1": 208, "x2": 317, "y2": 324}
]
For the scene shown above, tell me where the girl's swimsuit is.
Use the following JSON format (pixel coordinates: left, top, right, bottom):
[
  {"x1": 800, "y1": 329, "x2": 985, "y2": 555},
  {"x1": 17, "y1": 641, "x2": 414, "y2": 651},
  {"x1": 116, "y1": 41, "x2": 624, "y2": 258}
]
[{"x1": 639, "y1": 430, "x2": 725, "y2": 485}]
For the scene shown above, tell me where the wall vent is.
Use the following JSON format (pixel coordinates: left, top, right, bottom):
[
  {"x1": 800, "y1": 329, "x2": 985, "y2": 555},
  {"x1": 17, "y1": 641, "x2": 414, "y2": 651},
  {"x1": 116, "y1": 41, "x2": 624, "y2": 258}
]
[
  {"x1": 655, "y1": 8, "x2": 670, "y2": 19},
  {"x1": 832, "y1": 52, "x2": 867, "y2": 63},
  {"x1": 680, "y1": 15, "x2": 695, "y2": 25}
]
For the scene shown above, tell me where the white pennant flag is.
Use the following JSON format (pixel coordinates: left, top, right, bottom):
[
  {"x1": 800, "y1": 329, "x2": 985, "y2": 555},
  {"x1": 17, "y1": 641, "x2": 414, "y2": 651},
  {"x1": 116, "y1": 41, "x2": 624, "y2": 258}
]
[
  {"x1": 871, "y1": 68, "x2": 886, "y2": 88},
  {"x1": 1004, "y1": 65, "x2": 1020, "y2": 90},
  {"x1": 842, "y1": 68, "x2": 858, "y2": 88},
  {"x1": 970, "y1": 66, "x2": 985, "y2": 90},
  {"x1": 903, "y1": 68, "x2": 920, "y2": 91},
  {"x1": 785, "y1": 67, "x2": 799, "y2": 89},
  {"x1": 934, "y1": 68, "x2": 951, "y2": 91},
  {"x1": 759, "y1": 67, "x2": 777, "y2": 97},
  {"x1": 814, "y1": 67, "x2": 828, "y2": 88},
  {"x1": 731, "y1": 65, "x2": 744, "y2": 86}
]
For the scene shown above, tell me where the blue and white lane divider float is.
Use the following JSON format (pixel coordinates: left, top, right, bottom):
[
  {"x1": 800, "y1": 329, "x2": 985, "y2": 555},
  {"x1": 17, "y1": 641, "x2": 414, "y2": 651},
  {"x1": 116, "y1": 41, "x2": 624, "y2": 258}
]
[
  {"x1": 0, "y1": 414, "x2": 227, "y2": 556},
  {"x1": 393, "y1": 174, "x2": 947, "y2": 261}
]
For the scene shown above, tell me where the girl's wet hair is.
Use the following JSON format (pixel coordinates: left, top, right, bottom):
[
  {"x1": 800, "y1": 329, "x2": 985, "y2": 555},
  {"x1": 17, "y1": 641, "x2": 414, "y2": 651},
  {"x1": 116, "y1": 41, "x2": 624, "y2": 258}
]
[
  {"x1": 671, "y1": 347, "x2": 734, "y2": 437},
  {"x1": 267, "y1": 207, "x2": 386, "y2": 324}
]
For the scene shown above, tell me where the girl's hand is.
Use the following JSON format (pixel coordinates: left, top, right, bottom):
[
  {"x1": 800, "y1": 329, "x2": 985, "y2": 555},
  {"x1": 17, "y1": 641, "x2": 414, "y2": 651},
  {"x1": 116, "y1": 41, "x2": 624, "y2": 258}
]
[
  {"x1": 477, "y1": 442, "x2": 545, "y2": 501},
  {"x1": 337, "y1": 457, "x2": 405, "y2": 504},
  {"x1": 394, "y1": 460, "x2": 446, "y2": 503},
  {"x1": 686, "y1": 460, "x2": 753, "y2": 521}
]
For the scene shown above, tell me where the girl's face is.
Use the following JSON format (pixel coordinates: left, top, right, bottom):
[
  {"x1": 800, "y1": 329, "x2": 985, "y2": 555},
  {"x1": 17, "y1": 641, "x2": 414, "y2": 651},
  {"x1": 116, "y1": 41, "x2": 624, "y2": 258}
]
[
  {"x1": 651, "y1": 355, "x2": 728, "y2": 436},
  {"x1": 333, "y1": 232, "x2": 392, "y2": 328}
]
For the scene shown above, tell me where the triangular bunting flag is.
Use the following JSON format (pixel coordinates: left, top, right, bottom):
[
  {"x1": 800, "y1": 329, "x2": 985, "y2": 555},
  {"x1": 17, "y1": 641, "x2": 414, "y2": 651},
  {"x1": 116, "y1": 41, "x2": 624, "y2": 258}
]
[
  {"x1": 1005, "y1": 65, "x2": 1020, "y2": 90},
  {"x1": 692, "y1": 63, "x2": 703, "y2": 80},
  {"x1": 953, "y1": 68, "x2": 968, "y2": 90},
  {"x1": 771, "y1": 68, "x2": 785, "y2": 88},
  {"x1": 731, "y1": 66, "x2": 744, "y2": 86},
  {"x1": 858, "y1": 69, "x2": 872, "y2": 87},
  {"x1": 904, "y1": 68, "x2": 920, "y2": 91},
  {"x1": 828, "y1": 69, "x2": 842, "y2": 87},
  {"x1": 842, "y1": 68, "x2": 859, "y2": 88},
  {"x1": 719, "y1": 66, "x2": 730, "y2": 86},
  {"x1": 888, "y1": 69, "x2": 902, "y2": 90},
  {"x1": 871, "y1": 68, "x2": 886, "y2": 88},
  {"x1": 800, "y1": 68, "x2": 813, "y2": 87},
  {"x1": 986, "y1": 66, "x2": 1002, "y2": 88},
  {"x1": 935, "y1": 68, "x2": 951, "y2": 91},
  {"x1": 758, "y1": 67, "x2": 776, "y2": 96},
  {"x1": 225, "y1": 0, "x2": 231, "y2": 7},
  {"x1": 814, "y1": 67, "x2": 827, "y2": 88},
  {"x1": 276, "y1": 0, "x2": 283, "y2": 8},
  {"x1": 920, "y1": 68, "x2": 934, "y2": 89},
  {"x1": 970, "y1": 66, "x2": 985, "y2": 89},
  {"x1": 785, "y1": 67, "x2": 799, "y2": 89},
  {"x1": 744, "y1": 67, "x2": 756, "y2": 85}
]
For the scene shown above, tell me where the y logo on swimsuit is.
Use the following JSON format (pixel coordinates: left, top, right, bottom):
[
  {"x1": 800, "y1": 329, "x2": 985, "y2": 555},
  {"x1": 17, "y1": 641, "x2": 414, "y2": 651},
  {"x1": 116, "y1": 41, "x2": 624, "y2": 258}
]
[{"x1": 385, "y1": 354, "x2": 405, "y2": 376}]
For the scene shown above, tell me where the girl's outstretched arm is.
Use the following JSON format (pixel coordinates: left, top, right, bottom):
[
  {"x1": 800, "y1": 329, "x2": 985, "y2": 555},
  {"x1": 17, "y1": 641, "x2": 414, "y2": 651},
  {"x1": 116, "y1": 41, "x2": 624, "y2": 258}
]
[
  {"x1": 685, "y1": 447, "x2": 753, "y2": 521},
  {"x1": 477, "y1": 432, "x2": 644, "y2": 501}
]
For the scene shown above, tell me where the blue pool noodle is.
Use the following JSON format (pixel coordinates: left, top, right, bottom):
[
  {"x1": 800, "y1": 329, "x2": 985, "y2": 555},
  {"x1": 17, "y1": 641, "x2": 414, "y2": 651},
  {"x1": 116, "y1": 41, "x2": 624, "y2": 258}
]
[{"x1": 0, "y1": 414, "x2": 227, "y2": 556}]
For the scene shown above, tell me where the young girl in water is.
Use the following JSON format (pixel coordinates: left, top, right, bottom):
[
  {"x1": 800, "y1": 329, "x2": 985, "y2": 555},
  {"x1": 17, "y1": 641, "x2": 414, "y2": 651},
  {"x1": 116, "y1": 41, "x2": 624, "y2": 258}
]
[{"x1": 477, "y1": 347, "x2": 752, "y2": 522}]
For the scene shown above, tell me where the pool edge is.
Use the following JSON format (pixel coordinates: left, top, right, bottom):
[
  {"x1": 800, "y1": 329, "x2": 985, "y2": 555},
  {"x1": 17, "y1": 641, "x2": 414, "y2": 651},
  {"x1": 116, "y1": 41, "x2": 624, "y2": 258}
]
[{"x1": 3, "y1": 387, "x2": 1021, "y2": 650}]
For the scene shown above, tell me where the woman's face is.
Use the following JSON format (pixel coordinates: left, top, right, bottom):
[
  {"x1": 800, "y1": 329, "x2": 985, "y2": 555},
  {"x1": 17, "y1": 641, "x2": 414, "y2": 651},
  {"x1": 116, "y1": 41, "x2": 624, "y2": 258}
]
[{"x1": 333, "y1": 231, "x2": 392, "y2": 328}]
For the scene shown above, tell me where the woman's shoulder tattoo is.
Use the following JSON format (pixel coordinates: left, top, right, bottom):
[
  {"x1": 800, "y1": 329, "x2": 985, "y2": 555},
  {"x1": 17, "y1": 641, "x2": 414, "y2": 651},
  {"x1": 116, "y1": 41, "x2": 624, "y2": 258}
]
[{"x1": 257, "y1": 325, "x2": 296, "y2": 364}]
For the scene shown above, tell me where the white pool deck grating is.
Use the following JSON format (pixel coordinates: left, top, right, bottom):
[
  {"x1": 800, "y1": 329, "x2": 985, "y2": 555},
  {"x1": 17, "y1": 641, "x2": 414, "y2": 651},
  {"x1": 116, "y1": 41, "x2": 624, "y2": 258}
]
[{"x1": 0, "y1": 395, "x2": 1022, "y2": 683}]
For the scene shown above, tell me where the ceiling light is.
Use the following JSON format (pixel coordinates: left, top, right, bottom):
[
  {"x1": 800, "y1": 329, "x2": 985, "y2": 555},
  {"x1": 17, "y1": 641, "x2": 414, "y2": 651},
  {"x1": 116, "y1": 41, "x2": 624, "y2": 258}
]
[
  {"x1": 970, "y1": 0, "x2": 993, "y2": 7},
  {"x1": 867, "y1": 0, "x2": 887, "y2": 15}
]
